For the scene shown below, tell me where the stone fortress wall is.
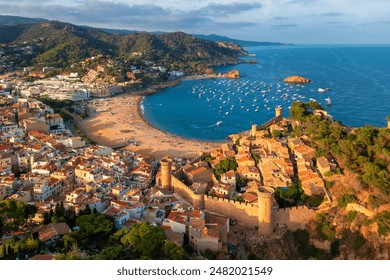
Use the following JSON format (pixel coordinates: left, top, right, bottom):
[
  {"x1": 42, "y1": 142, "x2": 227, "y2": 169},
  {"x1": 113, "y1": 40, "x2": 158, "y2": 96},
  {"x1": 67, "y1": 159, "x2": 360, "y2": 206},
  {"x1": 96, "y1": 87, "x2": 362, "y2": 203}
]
[
  {"x1": 274, "y1": 206, "x2": 315, "y2": 231},
  {"x1": 204, "y1": 195, "x2": 259, "y2": 228},
  {"x1": 168, "y1": 165, "x2": 315, "y2": 235},
  {"x1": 162, "y1": 105, "x2": 315, "y2": 236}
]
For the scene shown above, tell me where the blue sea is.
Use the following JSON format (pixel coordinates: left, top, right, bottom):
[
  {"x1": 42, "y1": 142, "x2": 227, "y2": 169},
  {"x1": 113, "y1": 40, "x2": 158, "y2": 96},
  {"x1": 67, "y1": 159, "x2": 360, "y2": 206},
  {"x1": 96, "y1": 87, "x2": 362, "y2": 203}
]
[{"x1": 142, "y1": 45, "x2": 390, "y2": 141}]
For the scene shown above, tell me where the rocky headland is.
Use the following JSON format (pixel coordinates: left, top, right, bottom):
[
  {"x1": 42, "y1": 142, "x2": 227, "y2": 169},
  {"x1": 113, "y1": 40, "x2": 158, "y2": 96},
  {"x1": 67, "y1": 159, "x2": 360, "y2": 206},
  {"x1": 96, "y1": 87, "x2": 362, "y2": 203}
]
[{"x1": 222, "y1": 69, "x2": 240, "y2": 79}]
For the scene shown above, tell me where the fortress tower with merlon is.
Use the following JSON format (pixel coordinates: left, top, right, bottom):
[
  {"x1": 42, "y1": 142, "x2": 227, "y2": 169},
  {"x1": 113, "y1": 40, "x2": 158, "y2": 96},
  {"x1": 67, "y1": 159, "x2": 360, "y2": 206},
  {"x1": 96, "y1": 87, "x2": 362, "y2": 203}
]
[
  {"x1": 257, "y1": 187, "x2": 275, "y2": 236},
  {"x1": 160, "y1": 157, "x2": 172, "y2": 190},
  {"x1": 275, "y1": 105, "x2": 282, "y2": 118},
  {"x1": 161, "y1": 163, "x2": 315, "y2": 236}
]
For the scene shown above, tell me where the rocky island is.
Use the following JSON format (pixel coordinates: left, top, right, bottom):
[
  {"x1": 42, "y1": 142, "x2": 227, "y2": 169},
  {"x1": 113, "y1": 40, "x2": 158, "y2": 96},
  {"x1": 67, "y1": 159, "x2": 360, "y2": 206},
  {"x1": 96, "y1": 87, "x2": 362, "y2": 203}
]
[{"x1": 284, "y1": 75, "x2": 311, "y2": 83}]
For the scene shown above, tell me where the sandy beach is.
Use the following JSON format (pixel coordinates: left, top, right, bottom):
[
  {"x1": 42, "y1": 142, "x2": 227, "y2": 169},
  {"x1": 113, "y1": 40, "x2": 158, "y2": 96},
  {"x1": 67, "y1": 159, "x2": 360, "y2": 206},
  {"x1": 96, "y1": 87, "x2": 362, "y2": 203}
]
[{"x1": 78, "y1": 81, "x2": 222, "y2": 159}]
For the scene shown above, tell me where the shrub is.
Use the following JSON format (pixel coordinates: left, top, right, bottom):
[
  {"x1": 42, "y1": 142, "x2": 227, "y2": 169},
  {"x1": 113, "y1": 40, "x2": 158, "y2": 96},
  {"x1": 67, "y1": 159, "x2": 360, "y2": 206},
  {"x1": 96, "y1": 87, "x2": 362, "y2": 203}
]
[
  {"x1": 316, "y1": 213, "x2": 336, "y2": 240},
  {"x1": 347, "y1": 211, "x2": 357, "y2": 222},
  {"x1": 324, "y1": 171, "x2": 334, "y2": 177},
  {"x1": 307, "y1": 195, "x2": 324, "y2": 207},
  {"x1": 376, "y1": 211, "x2": 390, "y2": 237},
  {"x1": 337, "y1": 194, "x2": 357, "y2": 208}
]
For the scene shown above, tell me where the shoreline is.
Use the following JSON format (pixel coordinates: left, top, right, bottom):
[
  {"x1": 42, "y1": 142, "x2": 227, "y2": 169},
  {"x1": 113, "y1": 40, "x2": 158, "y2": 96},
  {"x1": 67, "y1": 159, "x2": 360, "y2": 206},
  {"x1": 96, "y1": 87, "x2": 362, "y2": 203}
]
[
  {"x1": 78, "y1": 77, "x2": 224, "y2": 159},
  {"x1": 136, "y1": 94, "x2": 224, "y2": 145}
]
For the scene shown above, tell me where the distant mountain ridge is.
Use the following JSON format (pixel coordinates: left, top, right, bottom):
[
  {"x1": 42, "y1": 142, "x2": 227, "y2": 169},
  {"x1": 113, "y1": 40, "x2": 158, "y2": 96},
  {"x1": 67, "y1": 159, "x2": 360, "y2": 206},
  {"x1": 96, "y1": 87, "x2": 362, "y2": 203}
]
[
  {"x1": 0, "y1": 15, "x2": 289, "y2": 48},
  {"x1": 193, "y1": 34, "x2": 291, "y2": 47},
  {"x1": 0, "y1": 15, "x2": 46, "y2": 26}
]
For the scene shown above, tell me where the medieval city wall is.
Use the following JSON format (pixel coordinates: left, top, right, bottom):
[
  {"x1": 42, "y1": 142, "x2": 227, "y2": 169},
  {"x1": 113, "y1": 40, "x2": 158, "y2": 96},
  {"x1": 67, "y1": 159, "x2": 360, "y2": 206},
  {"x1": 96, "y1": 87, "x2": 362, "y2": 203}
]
[
  {"x1": 274, "y1": 206, "x2": 316, "y2": 231},
  {"x1": 204, "y1": 195, "x2": 259, "y2": 228},
  {"x1": 170, "y1": 175, "x2": 315, "y2": 231},
  {"x1": 171, "y1": 175, "x2": 204, "y2": 209}
]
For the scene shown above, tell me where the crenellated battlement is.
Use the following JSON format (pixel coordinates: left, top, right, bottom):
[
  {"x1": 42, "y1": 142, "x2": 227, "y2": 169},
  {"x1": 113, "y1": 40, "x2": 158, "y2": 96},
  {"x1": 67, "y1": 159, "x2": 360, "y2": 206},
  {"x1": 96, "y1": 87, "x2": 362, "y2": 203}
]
[
  {"x1": 168, "y1": 173, "x2": 315, "y2": 233},
  {"x1": 275, "y1": 205, "x2": 312, "y2": 212},
  {"x1": 205, "y1": 194, "x2": 258, "y2": 207}
]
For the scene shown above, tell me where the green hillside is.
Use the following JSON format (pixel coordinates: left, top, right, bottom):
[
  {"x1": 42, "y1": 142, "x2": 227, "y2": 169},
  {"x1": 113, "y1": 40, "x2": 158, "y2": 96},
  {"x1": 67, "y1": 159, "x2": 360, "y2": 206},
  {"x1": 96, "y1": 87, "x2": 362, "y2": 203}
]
[{"x1": 0, "y1": 20, "x2": 248, "y2": 73}]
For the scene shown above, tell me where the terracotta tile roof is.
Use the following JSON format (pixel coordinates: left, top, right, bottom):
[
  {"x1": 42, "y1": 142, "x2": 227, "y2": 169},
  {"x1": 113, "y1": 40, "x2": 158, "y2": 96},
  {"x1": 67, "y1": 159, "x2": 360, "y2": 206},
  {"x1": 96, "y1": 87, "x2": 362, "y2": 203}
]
[
  {"x1": 36, "y1": 223, "x2": 71, "y2": 242},
  {"x1": 205, "y1": 212, "x2": 228, "y2": 226},
  {"x1": 187, "y1": 166, "x2": 208, "y2": 176},
  {"x1": 201, "y1": 224, "x2": 219, "y2": 238},
  {"x1": 190, "y1": 219, "x2": 205, "y2": 230},
  {"x1": 241, "y1": 191, "x2": 258, "y2": 203}
]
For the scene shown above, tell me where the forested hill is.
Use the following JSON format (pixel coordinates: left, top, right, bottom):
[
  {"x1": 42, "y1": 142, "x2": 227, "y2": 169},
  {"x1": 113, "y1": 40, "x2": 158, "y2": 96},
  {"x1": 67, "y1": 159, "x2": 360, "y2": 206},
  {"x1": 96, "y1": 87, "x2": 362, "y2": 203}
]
[
  {"x1": 193, "y1": 33, "x2": 291, "y2": 47},
  {"x1": 0, "y1": 20, "x2": 248, "y2": 72},
  {"x1": 0, "y1": 15, "x2": 46, "y2": 26}
]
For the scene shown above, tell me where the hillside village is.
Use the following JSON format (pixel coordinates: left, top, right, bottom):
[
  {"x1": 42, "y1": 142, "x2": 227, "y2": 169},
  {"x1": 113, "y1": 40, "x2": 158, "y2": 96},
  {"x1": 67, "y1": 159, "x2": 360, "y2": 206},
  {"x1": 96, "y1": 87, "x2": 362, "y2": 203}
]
[
  {"x1": 2, "y1": 83, "x2": 388, "y2": 260},
  {"x1": 0, "y1": 21, "x2": 389, "y2": 260}
]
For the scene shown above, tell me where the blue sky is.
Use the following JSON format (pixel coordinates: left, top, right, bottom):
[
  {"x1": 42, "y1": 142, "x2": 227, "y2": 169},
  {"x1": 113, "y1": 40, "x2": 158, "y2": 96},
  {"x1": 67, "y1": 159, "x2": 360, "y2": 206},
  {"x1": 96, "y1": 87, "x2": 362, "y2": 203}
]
[{"x1": 1, "y1": 0, "x2": 389, "y2": 44}]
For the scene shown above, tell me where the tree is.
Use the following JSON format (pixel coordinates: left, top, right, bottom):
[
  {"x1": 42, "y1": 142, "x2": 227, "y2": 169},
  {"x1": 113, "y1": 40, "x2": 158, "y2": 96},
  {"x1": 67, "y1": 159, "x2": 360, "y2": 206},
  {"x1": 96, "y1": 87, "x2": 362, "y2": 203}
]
[
  {"x1": 376, "y1": 211, "x2": 390, "y2": 237},
  {"x1": 63, "y1": 232, "x2": 78, "y2": 252},
  {"x1": 0, "y1": 201, "x2": 37, "y2": 233},
  {"x1": 21, "y1": 238, "x2": 39, "y2": 252},
  {"x1": 43, "y1": 212, "x2": 52, "y2": 225},
  {"x1": 272, "y1": 130, "x2": 283, "y2": 138},
  {"x1": 162, "y1": 241, "x2": 186, "y2": 260},
  {"x1": 79, "y1": 204, "x2": 92, "y2": 216},
  {"x1": 54, "y1": 251, "x2": 83, "y2": 260},
  {"x1": 121, "y1": 222, "x2": 165, "y2": 259},
  {"x1": 251, "y1": 152, "x2": 260, "y2": 164},
  {"x1": 54, "y1": 202, "x2": 66, "y2": 217},
  {"x1": 74, "y1": 213, "x2": 115, "y2": 247},
  {"x1": 64, "y1": 210, "x2": 77, "y2": 229},
  {"x1": 94, "y1": 246, "x2": 129, "y2": 260},
  {"x1": 337, "y1": 194, "x2": 357, "y2": 208},
  {"x1": 214, "y1": 157, "x2": 238, "y2": 177},
  {"x1": 289, "y1": 102, "x2": 308, "y2": 121},
  {"x1": 109, "y1": 228, "x2": 130, "y2": 245}
]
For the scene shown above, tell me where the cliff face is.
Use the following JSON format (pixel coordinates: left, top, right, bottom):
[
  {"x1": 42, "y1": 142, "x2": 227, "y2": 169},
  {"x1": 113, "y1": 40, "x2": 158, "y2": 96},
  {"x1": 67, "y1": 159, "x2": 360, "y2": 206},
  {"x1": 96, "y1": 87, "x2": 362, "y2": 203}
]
[
  {"x1": 251, "y1": 232, "x2": 301, "y2": 259},
  {"x1": 223, "y1": 70, "x2": 240, "y2": 79},
  {"x1": 217, "y1": 41, "x2": 248, "y2": 55},
  {"x1": 284, "y1": 76, "x2": 311, "y2": 83},
  {"x1": 246, "y1": 221, "x2": 389, "y2": 260}
]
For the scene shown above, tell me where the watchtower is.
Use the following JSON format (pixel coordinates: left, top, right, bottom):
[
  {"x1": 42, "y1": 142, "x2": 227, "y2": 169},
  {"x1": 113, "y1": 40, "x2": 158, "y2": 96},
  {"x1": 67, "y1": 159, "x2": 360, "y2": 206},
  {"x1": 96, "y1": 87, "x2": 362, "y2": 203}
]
[
  {"x1": 257, "y1": 186, "x2": 275, "y2": 236},
  {"x1": 251, "y1": 124, "x2": 257, "y2": 137},
  {"x1": 160, "y1": 157, "x2": 172, "y2": 190},
  {"x1": 275, "y1": 106, "x2": 282, "y2": 118}
]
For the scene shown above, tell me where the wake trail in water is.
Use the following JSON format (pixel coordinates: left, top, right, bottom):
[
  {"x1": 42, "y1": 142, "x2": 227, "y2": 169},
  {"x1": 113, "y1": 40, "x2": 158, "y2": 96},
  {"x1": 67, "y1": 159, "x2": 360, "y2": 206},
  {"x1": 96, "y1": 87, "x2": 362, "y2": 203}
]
[{"x1": 191, "y1": 121, "x2": 222, "y2": 129}]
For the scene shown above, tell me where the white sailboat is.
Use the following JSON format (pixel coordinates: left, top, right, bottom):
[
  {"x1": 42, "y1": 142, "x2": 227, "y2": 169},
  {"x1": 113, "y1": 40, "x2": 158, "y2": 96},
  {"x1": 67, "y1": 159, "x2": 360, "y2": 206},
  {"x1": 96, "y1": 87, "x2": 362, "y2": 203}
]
[{"x1": 325, "y1": 97, "x2": 331, "y2": 106}]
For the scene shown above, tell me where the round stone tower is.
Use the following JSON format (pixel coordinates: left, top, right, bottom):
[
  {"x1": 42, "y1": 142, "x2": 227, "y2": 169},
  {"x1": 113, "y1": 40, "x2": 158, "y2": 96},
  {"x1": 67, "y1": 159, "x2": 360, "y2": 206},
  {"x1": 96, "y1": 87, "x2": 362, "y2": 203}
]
[
  {"x1": 160, "y1": 157, "x2": 172, "y2": 190},
  {"x1": 251, "y1": 124, "x2": 257, "y2": 137},
  {"x1": 257, "y1": 186, "x2": 275, "y2": 236},
  {"x1": 275, "y1": 105, "x2": 282, "y2": 118}
]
